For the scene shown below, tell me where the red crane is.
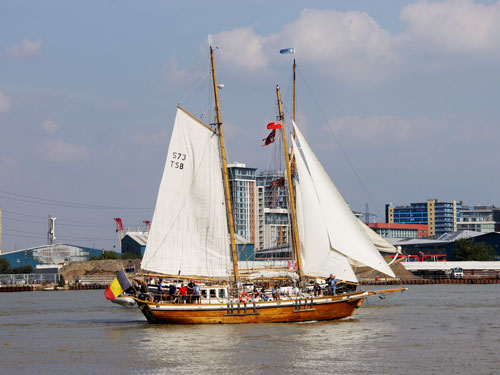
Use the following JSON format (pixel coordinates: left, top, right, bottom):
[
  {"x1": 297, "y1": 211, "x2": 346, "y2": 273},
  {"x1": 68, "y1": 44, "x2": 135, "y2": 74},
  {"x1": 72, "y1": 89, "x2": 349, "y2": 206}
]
[{"x1": 113, "y1": 217, "x2": 125, "y2": 241}]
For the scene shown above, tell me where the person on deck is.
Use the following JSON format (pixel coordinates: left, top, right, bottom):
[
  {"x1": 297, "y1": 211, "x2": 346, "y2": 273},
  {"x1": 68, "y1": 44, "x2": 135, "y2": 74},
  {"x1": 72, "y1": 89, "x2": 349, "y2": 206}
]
[
  {"x1": 272, "y1": 287, "x2": 280, "y2": 300},
  {"x1": 187, "y1": 280, "x2": 195, "y2": 303},
  {"x1": 156, "y1": 278, "x2": 164, "y2": 301},
  {"x1": 193, "y1": 284, "x2": 201, "y2": 303},
  {"x1": 313, "y1": 282, "x2": 322, "y2": 297},
  {"x1": 168, "y1": 283, "x2": 177, "y2": 303},
  {"x1": 326, "y1": 274, "x2": 337, "y2": 296},
  {"x1": 252, "y1": 287, "x2": 260, "y2": 301},
  {"x1": 260, "y1": 287, "x2": 269, "y2": 301},
  {"x1": 179, "y1": 283, "x2": 188, "y2": 303}
]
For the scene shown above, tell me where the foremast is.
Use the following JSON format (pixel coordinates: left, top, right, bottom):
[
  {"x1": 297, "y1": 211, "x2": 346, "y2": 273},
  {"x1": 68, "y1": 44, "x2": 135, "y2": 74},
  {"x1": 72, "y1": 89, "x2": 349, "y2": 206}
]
[
  {"x1": 210, "y1": 45, "x2": 240, "y2": 283},
  {"x1": 275, "y1": 85, "x2": 303, "y2": 279},
  {"x1": 293, "y1": 58, "x2": 296, "y2": 123}
]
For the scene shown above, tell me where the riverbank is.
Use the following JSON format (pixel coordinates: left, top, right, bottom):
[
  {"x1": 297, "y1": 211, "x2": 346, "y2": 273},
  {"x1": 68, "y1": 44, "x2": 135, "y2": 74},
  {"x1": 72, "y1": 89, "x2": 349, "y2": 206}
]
[
  {"x1": 361, "y1": 277, "x2": 500, "y2": 285},
  {"x1": 0, "y1": 284, "x2": 106, "y2": 292}
]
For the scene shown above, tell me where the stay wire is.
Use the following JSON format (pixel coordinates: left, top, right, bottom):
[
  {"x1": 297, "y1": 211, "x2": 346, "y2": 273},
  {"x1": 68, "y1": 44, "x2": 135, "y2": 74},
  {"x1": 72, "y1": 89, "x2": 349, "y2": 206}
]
[
  {"x1": 364, "y1": 287, "x2": 407, "y2": 314},
  {"x1": 296, "y1": 67, "x2": 382, "y2": 217},
  {"x1": 178, "y1": 70, "x2": 211, "y2": 106}
]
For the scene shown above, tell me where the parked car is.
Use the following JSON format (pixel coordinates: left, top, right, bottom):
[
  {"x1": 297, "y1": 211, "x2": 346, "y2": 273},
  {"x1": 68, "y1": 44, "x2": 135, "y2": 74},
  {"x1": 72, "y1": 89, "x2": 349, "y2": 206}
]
[{"x1": 451, "y1": 267, "x2": 464, "y2": 279}]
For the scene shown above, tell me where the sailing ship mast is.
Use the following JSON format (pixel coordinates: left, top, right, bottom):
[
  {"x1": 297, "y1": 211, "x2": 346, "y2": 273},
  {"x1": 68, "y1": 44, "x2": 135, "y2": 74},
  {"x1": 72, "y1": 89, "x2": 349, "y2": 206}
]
[
  {"x1": 210, "y1": 45, "x2": 240, "y2": 283},
  {"x1": 293, "y1": 58, "x2": 296, "y2": 123},
  {"x1": 275, "y1": 85, "x2": 303, "y2": 279}
]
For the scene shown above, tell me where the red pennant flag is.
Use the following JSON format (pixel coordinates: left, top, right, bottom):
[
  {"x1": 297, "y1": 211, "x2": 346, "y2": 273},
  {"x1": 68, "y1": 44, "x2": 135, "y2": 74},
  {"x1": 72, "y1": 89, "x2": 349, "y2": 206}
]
[
  {"x1": 262, "y1": 129, "x2": 276, "y2": 146},
  {"x1": 269, "y1": 177, "x2": 285, "y2": 189},
  {"x1": 267, "y1": 121, "x2": 282, "y2": 130}
]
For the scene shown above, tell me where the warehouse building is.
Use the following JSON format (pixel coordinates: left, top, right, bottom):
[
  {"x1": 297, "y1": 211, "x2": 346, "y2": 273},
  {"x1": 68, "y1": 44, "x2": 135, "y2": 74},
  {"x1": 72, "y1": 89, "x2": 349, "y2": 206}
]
[{"x1": 0, "y1": 243, "x2": 104, "y2": 270}]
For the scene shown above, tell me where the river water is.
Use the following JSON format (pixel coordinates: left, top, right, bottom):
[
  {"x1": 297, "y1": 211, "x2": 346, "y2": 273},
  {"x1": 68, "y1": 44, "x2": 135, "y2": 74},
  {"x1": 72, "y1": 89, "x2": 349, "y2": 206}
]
[{"x1": 0, "y1": 285, "x2": 498, "y2": 375}]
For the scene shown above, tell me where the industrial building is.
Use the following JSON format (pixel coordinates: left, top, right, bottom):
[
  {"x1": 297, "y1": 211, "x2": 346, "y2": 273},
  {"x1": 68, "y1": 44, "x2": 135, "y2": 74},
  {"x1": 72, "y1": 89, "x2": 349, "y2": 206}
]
[
  {"x1": 0, "y1": 243, "x2": 104, "y2": 270},
  {"x1": 120, "y1": 232, "x2": 148, "y2": 257},
  {"x1": 389, "y1": 230, "x2": 500, "y2": 261}
]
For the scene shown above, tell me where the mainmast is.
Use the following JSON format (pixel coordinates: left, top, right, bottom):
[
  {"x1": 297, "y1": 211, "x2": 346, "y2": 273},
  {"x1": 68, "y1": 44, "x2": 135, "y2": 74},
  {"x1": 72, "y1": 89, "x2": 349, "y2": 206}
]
[
  {"x1": 293, "y1": 59, "x2": 296, "y2": 123},
  {"x1": 210, "y1": 45, "x2": 240, "y2": 283},
  {"x1": 276, "y1": 85, "x2": 303, "y2": 279}
]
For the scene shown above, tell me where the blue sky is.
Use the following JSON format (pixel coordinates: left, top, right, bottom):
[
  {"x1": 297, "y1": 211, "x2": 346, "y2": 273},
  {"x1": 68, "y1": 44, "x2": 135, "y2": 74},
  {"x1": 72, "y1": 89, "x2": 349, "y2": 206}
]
[{"x1": 1, "y1": 0, "x2": 500, "y2": 252}]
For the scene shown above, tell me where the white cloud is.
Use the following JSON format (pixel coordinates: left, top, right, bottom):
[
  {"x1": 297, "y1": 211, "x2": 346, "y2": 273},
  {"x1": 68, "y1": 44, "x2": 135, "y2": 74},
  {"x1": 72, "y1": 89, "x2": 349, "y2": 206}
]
[
  {"x1": 7, "y1": 38, "x2": 42, "y2": 59},
  {"x1": 206, "y1": 2, "x2": 500, "y2": 84},
  {"x1": 275, "y1": 9, "x2": 397, "y2": 81},
  {"x1": 38, "y1": 138, "x2": 88, "y2": 162},
  {"x1": 401, "y1": 0, "x2": 500, "y2": 54},
  {"x1": 209, "y1": 10, "x2": 399, "y2": 83},
  {"x1": 0, "y1": 90, "x2": 11, "y2": 112},
  {"x1": 209, "y1": 10, "x2": 398, "y2": 82},
  {"x1": 163, "y1": 56, "x2": 194, "y2": 84},
  {"x1": 213, "y1": 27, "x2": 271, "y2": 71},
  {"x1": 41, "y1": 119, "x2": 59, "y2": 134}
]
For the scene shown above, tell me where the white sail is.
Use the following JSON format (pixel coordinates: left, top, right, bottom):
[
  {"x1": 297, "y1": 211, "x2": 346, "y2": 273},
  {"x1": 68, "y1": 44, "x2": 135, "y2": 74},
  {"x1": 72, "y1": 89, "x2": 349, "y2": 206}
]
[
  {"x1": 356, "y1": 218, "x2": 397, "y2": 254},
  {"x1": 293, "y1": 122, "x2": 395, "y2": 277},
  {"x1": 141, "y1": 107, "x2": 232, "y2": 277},
  {"x1": 293, "y1": 138, "x2": 358, "y2": 282}
]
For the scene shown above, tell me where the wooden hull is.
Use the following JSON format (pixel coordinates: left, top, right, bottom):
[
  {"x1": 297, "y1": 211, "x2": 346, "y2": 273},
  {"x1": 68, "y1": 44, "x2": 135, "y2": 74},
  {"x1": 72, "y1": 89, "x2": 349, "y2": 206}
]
[{"x1": 136, "y1": 292, "x2": 367, "y2": 324}]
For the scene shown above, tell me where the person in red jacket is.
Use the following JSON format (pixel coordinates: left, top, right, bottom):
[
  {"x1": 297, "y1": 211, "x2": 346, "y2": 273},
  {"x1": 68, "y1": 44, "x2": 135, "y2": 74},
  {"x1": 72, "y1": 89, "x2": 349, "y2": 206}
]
[{"x1": 179, "y1": 283, "x2": 188, "y2": 303}]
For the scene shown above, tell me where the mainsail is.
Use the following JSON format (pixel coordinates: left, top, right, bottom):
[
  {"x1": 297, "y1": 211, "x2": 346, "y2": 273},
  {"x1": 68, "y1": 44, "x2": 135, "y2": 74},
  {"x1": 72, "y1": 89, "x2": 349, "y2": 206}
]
[
  {"x1": 141, "y1": 107, "x2": 232, "y2": 277},
  {"x1": 293, "y1": 137, "x2": 358, "y2": 282},
  {"x1": 293, "y1": 122, "x2": 395, "y2": 277}
]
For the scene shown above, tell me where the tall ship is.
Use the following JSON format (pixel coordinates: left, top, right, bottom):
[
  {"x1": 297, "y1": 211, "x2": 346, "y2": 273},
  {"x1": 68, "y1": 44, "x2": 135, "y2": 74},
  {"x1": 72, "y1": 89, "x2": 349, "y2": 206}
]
[{"x1": 134, "y1": 43, "x2": 405, "y2": 324}]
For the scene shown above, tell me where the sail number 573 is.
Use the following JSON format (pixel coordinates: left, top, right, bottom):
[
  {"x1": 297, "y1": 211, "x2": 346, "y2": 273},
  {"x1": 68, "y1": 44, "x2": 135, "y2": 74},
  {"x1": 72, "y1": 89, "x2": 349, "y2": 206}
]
[{"x1": 170, "y1": 152, "x2": 186, "y2": 169}]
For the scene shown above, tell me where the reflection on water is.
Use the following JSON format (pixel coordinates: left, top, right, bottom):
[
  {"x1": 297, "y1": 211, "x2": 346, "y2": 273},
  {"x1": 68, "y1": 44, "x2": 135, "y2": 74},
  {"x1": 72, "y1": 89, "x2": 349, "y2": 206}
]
[{"x1": 0, "y1": 286, "x2": 499, "y2": 375}]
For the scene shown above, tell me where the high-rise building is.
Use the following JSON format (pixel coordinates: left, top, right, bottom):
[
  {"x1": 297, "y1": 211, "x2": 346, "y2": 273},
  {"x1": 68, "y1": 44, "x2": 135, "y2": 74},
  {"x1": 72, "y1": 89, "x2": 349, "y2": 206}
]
[
  {"x1": 227, "y1": 163, "x2": 257, "y2": 243},
  {"x1": 386, "y1": 199, "x2": 461, "y2": 236},
  {"x1": 256, "y1": 170, "x2": 290, "y2": 250},
  {"x1": 458, "y1": 205, "x2": 500, "y2": 233}
]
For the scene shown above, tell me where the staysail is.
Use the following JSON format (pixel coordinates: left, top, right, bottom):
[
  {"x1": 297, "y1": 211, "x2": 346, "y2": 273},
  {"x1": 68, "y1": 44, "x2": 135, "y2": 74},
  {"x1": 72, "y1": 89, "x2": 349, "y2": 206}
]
[
  {"x1": 293, "y1": 122, "x2": 395, "y2": 277},
  {"x1": 141, "y1": 107, "x2": 232, "y2": 277},
  {"x1": 292, "y1": 137, "x2": 358, "y2": 282},
  {"x1": 356, "y1": 218, "x2": 397, "y2": 254}
]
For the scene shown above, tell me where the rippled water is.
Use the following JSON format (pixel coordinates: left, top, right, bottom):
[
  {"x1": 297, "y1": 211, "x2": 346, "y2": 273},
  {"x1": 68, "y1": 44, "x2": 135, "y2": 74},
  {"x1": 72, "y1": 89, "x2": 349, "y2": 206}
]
[{"x1": 0, "y1": 285, "x2": 499, "y2": 375}]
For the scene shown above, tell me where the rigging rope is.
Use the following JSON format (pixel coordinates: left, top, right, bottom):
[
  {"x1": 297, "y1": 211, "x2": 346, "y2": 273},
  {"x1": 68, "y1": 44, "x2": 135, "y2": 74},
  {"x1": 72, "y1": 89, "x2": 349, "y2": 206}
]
[
  {"x1": 296, "y1": 67, "x2": 382, "y2": 218},
  {"x1": 177, "y1": 70, "x2": 211, "y2": 106}
]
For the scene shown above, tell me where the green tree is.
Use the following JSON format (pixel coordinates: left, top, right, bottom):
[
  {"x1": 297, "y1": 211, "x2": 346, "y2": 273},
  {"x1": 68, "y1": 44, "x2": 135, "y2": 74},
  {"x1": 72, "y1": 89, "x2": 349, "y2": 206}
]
[
  {"x1": 11, "y1": 265, "x2": 33, "y2": 274},
  {"x1": 101, "y1": 250, "x2": 120, "y2": 259},
  {"x1": 452, "y1": 239, "x2": 496, "y2": 261},
  {"x1": 58, "y1": 274, "x2": 65, "y2": 287},
  {"x1": 90, "y1": 251, "x2": 120, "y2": 260},
  {"x1": 0, "y1": 258, "x2": 11, "y2": 274},
  {"x1": 121, "y1": 252, "x2": 142, "y2": 260}
]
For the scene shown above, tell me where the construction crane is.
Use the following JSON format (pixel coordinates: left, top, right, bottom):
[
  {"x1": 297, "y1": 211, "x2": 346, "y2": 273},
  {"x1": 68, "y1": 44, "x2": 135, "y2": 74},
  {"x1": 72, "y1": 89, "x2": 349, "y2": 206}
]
[{"x1": 113, "y1": 217, "x2": 125, "y2": 241}]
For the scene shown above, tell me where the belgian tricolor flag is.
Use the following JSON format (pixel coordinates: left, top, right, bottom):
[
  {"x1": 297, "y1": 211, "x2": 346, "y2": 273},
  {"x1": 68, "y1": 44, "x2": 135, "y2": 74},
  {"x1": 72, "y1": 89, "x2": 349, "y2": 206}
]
[{"x1": 104, "y1": 269, "x2": 133, "y2": 300}]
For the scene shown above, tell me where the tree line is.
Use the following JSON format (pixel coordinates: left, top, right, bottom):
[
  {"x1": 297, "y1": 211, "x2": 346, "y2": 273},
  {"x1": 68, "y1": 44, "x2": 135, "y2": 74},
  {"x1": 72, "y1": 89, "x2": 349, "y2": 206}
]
[{"x1": 0, "y1": 258, "x2": 33, "y2": 274}]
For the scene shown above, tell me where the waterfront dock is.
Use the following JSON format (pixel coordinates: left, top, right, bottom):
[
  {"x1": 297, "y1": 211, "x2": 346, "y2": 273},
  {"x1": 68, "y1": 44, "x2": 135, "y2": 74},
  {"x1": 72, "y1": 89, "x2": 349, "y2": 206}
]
[{"x1": 361, "y1": 277, "x2": 500, "y2": 285}]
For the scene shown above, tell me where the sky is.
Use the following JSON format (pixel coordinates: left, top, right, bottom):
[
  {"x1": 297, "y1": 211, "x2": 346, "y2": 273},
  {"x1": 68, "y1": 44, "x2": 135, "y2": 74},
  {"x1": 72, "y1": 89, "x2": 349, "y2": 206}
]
[{"x1": 1, "y1": 0, "x2": 500, "y2": 252}]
